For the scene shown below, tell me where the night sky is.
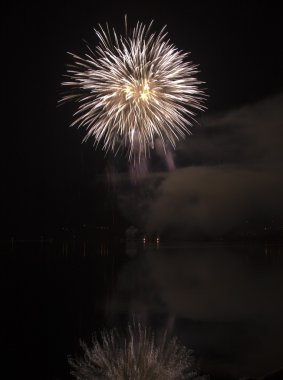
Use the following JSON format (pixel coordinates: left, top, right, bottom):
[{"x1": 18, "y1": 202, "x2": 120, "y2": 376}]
[{"x1": 3, "y1": 1, "x2": 283, "y2": 238}]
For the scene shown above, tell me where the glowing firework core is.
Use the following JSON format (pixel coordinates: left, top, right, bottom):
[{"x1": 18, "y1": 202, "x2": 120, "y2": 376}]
[
  {"x1": 61, "y1": 21, "x2": 205, "y2": 160},
  {"x1": 123, "y1": 80, "x2": 152, "y2": 102}
]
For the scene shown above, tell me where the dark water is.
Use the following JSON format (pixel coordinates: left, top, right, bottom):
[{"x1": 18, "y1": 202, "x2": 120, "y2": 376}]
[{"x1": 2, "y1": 240, "x2": 283, "y2": 379}]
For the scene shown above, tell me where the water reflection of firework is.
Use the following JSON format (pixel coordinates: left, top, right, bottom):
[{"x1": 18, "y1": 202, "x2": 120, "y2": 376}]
[
  {"x1": 69, "y1": 323, "x2": 198, "y2": 379},
  {"x1": 61, "y1": 20, "x2": 205, "y2": 160}
]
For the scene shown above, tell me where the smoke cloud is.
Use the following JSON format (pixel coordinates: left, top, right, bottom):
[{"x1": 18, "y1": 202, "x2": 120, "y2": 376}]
[{"x1": 117, "y1": 93, "x2": 283, "y2": 238}]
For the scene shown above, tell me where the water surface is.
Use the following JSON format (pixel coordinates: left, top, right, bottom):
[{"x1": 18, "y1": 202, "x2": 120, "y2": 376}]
[{"x1": 2, "y1": 240, "x2": 283, "y2": 379}]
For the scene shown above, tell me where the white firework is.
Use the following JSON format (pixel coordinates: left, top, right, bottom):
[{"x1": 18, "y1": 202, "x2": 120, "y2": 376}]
[{"x1": 60, "y1": 20, "x2": 205, "y2": 160}]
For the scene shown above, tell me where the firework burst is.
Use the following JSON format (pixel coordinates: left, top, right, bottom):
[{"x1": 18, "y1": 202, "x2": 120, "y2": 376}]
[{"x1": 60, "y1": 20, "x2": 205, "y2": 160}]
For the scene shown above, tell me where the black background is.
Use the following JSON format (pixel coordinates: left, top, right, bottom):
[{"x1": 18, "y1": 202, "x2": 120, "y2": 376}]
[{"x1": 2, "y1": 1, "x2": 283, "y2": 234}]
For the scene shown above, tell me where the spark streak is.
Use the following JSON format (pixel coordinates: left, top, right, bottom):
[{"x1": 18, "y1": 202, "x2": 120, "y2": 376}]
[{"x1": 60, "y1": 20, "x2": 205, "y2": 160}]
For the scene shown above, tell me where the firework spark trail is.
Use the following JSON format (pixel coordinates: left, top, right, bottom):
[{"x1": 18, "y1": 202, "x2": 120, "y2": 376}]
[{"x1": 60, "y1": 20, "x2": 205, "y2": 160}]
